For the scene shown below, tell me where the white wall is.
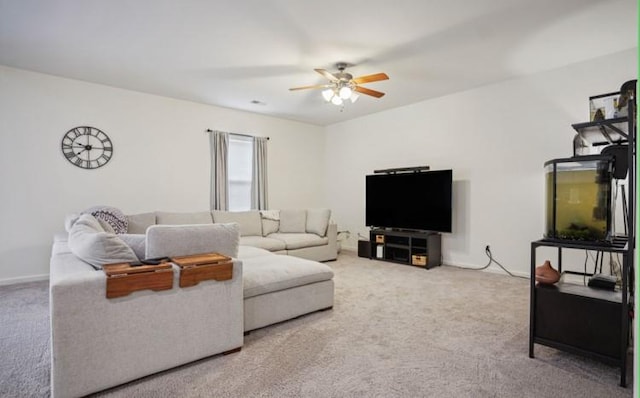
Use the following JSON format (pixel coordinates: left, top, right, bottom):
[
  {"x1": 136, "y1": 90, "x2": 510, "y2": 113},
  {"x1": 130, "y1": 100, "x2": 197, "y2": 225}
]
[
  {"x1": 1, "y1": 48, "x2": 636, "y2": 283},
  {"x1": 0, "y1": 65, "x2": 325, "y2": 283},
  {"x1": 325, "y1": 48, "x2": 637, "y2": 276}
]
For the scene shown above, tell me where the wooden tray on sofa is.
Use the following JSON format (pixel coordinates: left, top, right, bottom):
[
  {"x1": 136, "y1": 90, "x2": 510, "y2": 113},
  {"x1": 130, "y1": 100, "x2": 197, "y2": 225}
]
[
  {"x1": 103, "y1": 261, "x2": 173, "y2": 298},
  {"x1": 171, "y1": 252, "x2": 233, "y2": 288}
]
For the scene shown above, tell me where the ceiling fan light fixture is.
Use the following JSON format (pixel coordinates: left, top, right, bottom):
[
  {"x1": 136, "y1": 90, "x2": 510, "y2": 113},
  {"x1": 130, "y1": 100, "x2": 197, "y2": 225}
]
[
  {"x1": 291, "y1": 63, "x2": 388, "y2": 107},
  {"x1": 338, "y1": 86, "x2": 352, "y2": 99},
  {"x1": 322, "y1": 89, "x2": 334, "y2": 102}
]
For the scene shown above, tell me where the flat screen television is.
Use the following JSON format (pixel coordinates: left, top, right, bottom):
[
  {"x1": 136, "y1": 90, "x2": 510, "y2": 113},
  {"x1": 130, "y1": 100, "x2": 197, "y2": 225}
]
[{"x1": 366, "y1": 169, "x2": 452, "y2": 232}]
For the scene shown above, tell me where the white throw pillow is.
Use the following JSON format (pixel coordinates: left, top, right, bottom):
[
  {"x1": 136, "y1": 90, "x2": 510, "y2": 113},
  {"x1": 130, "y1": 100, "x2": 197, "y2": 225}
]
[
  {"x1": 260, "y1": 210, "x2": 280, "y2": 236},
  {"x1": 306, "y1": 208, "x2": 331, "y2": 237},
  {"x1": 262, "y1": 219, "x2": 280, "y2": 236},
  {"x1": 68, "y1": 214, "x2": 139, "y2": 270},
  {"x1": 279, "y1": 209, "x2": 307, "y2": 233},
  {"x1": 95, "y1": 217, "x2": 116, "y2": 234}
]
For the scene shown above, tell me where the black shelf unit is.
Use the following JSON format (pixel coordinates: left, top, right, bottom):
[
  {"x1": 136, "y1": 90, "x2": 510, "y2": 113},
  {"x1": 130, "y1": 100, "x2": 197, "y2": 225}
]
[
  {"x1": 530, "y1": 239, "x2": 631, "y2": 386},
  {"x1": 529, "y1": 98, "x2": 636, "y2": 387},
  {"x1": 369, "y1": 229, "x2": 441, "y2": 269}
]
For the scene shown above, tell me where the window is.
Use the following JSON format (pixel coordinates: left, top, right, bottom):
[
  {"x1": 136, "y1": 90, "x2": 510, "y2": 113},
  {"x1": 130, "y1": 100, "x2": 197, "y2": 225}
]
[{"x1": 228, "y1": 135, "x2": 253, "y2": 211}]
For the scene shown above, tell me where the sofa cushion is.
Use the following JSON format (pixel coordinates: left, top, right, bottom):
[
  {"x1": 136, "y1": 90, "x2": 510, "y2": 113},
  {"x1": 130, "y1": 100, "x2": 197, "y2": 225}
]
[
  {"x1": 84, "y1": 205, "x2": 128, "y2": 234},
  {"x1": 119, "y1": 234, "x2": 146, "y2": 259},
  {"x1": 127, "y1": 212, "x2": 157, "y2": 234},
  {"x1": 68, "y1": 214, "x2": 139, "y2": 270},
  {"x1": 156, "y1": 211, "x2": 213, "y2": 225},
  {"x1": 145, "y1": 223, "x2": 240, "y2": 258},
  {"x1": 212, "y1": 210, "x2": 262, "y2": 237},
  {"x1": 242, "y1": 254, "x2": 334, "y2": 298},
  {"x1": 238, "y1": 245, "x2": 274, "y2": 259},
  {"x1": 240, "y1": 236, "x2": 286, "y2": 252},
  {"x1": 267, "y1": 233, "x2": 328, "y2": 250},
  {"x1": 279, "y1": 209, "x2": 306, "y2": 233},
  {"x1": 306, "y1": 208, "x2": 331, "y2": 237}
]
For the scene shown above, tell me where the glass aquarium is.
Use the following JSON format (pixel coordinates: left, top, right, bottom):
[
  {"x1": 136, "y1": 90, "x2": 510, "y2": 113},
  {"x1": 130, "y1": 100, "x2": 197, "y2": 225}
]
[{"x1": 544, "y1": 155, "x2": 614, "y2": 243}]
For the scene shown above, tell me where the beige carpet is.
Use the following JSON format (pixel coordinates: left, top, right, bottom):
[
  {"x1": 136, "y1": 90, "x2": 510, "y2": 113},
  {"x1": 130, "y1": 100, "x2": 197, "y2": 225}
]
[{"x1": 0, "y1": 251, "x2": 633, "y2": 397}]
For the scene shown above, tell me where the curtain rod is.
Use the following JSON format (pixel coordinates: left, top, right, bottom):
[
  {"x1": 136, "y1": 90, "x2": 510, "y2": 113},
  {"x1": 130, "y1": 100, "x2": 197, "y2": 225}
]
[{"x1": 205, "y1": 129, "x2": 270, "y2": 140}]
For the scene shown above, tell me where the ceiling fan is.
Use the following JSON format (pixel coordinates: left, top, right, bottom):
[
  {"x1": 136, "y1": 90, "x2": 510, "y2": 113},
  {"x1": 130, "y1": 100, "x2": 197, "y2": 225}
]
[{"x1": 289, "y1": 62, "x2": 389, "y2": 105}]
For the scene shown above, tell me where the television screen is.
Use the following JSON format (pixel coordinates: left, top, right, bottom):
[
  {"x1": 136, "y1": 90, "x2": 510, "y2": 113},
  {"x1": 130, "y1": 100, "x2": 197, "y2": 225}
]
[{"x1": 365, "y1": 169, "x2": 452, "y2": 232}]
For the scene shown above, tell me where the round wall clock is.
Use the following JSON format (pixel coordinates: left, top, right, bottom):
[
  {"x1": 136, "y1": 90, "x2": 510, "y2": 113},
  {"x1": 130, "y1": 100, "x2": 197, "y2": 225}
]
[{"x1": 61, "y1": 126, "x2": 113, "y2": 169}]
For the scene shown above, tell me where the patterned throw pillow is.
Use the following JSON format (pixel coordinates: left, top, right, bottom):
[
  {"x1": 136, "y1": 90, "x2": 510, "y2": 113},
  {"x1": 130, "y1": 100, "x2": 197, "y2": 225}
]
[{"x1": 83, "y1": 205, "x2": 128, "y2": 234}]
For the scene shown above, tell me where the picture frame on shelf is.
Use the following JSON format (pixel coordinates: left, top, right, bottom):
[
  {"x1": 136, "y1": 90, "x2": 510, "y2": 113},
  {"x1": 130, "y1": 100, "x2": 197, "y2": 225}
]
[{"x1": 589, "y1": 91, "x2": 620, "y2": 121}]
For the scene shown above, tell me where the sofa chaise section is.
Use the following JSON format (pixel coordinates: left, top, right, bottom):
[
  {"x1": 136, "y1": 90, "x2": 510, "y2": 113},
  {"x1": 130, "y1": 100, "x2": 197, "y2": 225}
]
[
  {"x1": 49, "y1": 223, "x2": 243, "y2": 398},
  {"x1": 238, "y1": 246, "x2": 334, "y2": 332}
]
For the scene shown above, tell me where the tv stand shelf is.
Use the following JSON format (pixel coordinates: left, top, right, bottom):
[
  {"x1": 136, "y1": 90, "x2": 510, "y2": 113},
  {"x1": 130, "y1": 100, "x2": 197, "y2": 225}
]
[{"x1": 369, "y1": 229, "x2": 441, "y2": 269}]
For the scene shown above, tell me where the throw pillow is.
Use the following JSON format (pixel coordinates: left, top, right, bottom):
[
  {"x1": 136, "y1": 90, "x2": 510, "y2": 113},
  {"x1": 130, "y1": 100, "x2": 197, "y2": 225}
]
[
  {"x1": 68, "y1": 214, "x2": 139, "y2": 270},
  {"x1": 260, "y1": 210, "x2": 280, "y2": 236},
  {"x1": 279, "y1": 209, "x2": 307, "y2": 233},
  {"x1": 84, "y1": 205, "x2": 128, "y2": 234},
  {"x1": 306, "y1": 208, "x2": 331, "y2": 237},
  {"x1": 95, "y1": 217, "x2": 116, "y2": 234}
]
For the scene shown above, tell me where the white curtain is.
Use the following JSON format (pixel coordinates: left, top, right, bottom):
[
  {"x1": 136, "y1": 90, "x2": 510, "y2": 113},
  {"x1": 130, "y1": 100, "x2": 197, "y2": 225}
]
[
  {"x1": 209, "y1": 130, "x2": 229, "y2": 210},
  {"x1": 251, "y1": 136, "x2": 269, "y2": 210}
]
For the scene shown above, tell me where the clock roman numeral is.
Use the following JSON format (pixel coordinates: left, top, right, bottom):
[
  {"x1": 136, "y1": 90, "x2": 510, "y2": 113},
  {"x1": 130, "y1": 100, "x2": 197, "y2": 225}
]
[
  {"x1": 73, "y1": 157, "x2": 82, "y2": 166},
  {"x1": 64, "y1": 151, "x2": 75, "y2": 159}
]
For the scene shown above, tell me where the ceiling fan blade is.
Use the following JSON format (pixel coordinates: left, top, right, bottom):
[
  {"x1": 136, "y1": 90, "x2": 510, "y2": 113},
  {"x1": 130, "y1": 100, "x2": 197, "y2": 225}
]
[
  {"x1": 314, "y1": 68, "x2": 339, "y2": 82},
  {"x1": 354, "y1": 86, "x2": 385, "y2": 98},
  {"x1": 351, "y1": 73, "x2": 389, "y2": 84},
  {"x1": 289, "y1": 84, "x2": 332, "y2": 91}
]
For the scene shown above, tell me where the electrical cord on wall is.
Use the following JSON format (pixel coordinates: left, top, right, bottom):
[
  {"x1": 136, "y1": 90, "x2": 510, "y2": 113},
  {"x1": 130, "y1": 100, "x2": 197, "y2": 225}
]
[{"x1": 451, "y1": 246, "x2": 525, "y2": 279}]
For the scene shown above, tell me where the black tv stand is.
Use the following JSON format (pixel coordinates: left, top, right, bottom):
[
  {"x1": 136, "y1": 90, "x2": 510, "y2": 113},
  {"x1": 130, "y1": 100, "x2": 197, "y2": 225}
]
[{"x1": 369, "y1": 229, "x2": 442, "y2": 269}]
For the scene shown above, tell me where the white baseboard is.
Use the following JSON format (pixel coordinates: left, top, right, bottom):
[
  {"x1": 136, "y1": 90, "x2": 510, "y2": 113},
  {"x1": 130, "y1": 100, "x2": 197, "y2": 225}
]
[
  {"x1": 0, "y1": 274, "x2": 49, "y2": 286},
  {"x1": 442, "y1": 261, "x2": 529, "y2": 279}
]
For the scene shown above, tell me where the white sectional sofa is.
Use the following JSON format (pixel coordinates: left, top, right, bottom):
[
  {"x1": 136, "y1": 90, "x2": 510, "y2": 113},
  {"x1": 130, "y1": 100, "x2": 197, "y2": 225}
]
[
  {"x1": 127, "y1": 208, "x2": 338, "y2": 262},
  {"x1": 49, "y1": 208, "x2": 335, "y2": 397}
]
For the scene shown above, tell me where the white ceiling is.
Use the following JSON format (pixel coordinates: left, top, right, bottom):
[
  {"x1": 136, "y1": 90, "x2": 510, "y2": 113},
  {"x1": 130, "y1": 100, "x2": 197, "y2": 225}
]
[{"x1": 0, "y1": 0, "x2": 636, "y2": 126}]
